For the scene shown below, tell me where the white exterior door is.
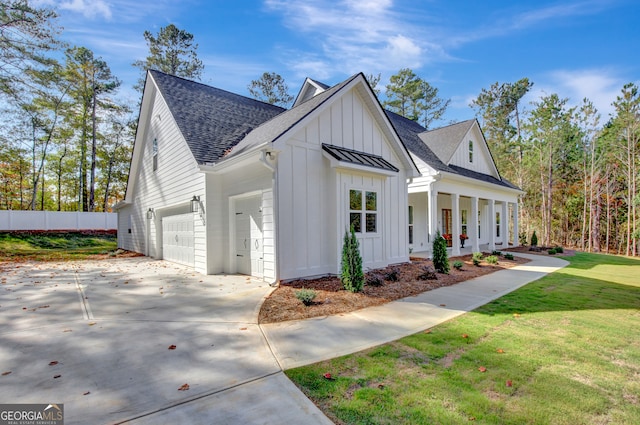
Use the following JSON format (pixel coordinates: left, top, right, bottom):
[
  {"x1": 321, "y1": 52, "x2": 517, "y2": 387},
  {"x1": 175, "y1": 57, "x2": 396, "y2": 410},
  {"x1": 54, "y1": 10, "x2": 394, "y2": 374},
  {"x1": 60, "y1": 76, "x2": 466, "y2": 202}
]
[
  {"x1": 235, "y1": 196, "x2": 263, "y2": 277},
  {"x1": 162, "y1": 214, "x2": 195, "y2": 267}
]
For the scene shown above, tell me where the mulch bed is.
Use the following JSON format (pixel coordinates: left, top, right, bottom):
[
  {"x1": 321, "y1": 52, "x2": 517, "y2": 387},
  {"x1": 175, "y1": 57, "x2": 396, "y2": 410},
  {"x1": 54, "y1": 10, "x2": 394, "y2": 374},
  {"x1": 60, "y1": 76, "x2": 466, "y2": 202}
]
[{"x1": 259, "y1": 253, "x2": 530, "y2": 324}]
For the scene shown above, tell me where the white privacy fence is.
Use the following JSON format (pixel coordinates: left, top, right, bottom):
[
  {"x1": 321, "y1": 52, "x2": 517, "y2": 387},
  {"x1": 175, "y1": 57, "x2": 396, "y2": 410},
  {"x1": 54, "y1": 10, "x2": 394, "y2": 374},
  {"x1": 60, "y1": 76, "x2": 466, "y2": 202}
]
[{"x1": 0, "y1": 211, "x2": 117, "y2": 231}]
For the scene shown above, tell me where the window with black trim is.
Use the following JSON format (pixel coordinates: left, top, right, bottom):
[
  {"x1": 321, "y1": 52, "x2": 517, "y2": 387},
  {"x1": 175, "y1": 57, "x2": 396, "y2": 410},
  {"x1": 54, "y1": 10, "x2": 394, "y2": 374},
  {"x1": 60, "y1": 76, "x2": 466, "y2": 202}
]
[
  {"x1": 152, "y1": 138, "x2": 158, "y2": 171},
  {"x1": 468, "y1": 140, "x2": 474, "y2": 163},
  {"x1": 349, "y1": 189, "x2": 377, "y2": 233}
]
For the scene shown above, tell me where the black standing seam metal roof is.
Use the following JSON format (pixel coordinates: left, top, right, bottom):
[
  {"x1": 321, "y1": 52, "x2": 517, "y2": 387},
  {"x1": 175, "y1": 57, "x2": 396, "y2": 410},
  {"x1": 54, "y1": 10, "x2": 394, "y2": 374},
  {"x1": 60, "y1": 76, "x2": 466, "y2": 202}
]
[{"x1": 322, "y1": 144, "x2": 399, "y2": 173}]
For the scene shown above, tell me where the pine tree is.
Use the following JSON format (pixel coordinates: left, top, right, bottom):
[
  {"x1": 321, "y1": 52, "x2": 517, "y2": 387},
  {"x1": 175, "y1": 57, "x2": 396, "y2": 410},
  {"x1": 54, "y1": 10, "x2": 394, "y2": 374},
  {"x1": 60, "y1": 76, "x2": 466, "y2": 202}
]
[
  {"x1": 341, "y1": 225, "x2": 364, "y2": 292},
  {"x1": 247, "y1": 72, "x2": 293, "y2": 107},
  {"x1": 432, "y1": 230, "x2": 450, "y2": 274}
]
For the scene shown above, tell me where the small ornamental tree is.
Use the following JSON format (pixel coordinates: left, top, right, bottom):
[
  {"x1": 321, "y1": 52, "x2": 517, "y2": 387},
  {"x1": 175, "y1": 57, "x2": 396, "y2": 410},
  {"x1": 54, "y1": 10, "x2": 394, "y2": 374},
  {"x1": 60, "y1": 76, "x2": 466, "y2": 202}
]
[
  {"x1": 531, "y1": 230, "x2": 538, "y2": 247},
  {"x1": 432, "y1": 230, "x2": 450, "y2": 274},
  {"x1": 341, "y1": 225, "x2": 364, "y2": 292}
]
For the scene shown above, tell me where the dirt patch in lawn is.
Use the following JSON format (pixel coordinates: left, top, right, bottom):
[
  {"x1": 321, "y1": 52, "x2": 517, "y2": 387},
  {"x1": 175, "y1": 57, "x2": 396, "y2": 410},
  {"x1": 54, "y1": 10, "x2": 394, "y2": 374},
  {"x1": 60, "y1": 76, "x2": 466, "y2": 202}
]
[{"x1": 259, "y1": 253, "x2": 530, "y2": 324}]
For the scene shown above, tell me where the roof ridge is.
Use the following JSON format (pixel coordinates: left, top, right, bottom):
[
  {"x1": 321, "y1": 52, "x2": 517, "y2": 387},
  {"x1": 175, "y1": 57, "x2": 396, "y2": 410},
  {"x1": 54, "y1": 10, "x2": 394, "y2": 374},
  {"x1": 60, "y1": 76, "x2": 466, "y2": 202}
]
[
  {"x1": 423, "y1": 118, "x2": 475, "y2": 134},
  {"x1": 149, "y1": 69, "x2": 288, "y2": 111}
]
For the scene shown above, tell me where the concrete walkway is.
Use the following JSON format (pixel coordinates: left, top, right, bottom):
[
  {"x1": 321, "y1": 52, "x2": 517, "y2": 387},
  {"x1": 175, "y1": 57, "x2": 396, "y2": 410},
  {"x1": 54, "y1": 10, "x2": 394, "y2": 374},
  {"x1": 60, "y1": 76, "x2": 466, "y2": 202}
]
[
  {"x1": 261, "y1": 253, "x2": 568, "y2": 369},
  {"x1": 0, "y1": 253, "x2": 566, "y2": 424}
]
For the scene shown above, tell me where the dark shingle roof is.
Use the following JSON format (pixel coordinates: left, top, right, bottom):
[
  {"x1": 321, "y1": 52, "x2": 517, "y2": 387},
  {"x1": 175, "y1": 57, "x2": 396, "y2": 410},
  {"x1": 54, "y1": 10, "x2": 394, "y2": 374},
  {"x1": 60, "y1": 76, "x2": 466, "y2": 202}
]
[
  {"x1": 386, "y1": 111, "x2": 519, "y2": 190},
  {"x1": 150, "y1": 70, "x2": 285, "y2": 164},
  {"x1": 322, "y1": 143, "x2": 399, "y2": 173},
  {"x1": 385, "y1": 111, "x2": 449, "y2": 172},
  {"x1": 447, "y1": 165, "x2": 519, "y2": 190},
  {"x1": 418, "y1": 119, "x2": 475, "y2": 163},
  {"x1": 228, "y1": 74, "x2": 358, "y2": 158}
]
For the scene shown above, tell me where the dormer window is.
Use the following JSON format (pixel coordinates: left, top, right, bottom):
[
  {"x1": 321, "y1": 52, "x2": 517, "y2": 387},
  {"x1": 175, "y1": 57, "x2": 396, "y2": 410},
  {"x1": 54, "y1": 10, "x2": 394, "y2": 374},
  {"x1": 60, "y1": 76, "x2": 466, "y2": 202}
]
[{"x1": 468, "y1": 140, "x2": 473, "y2": 163}]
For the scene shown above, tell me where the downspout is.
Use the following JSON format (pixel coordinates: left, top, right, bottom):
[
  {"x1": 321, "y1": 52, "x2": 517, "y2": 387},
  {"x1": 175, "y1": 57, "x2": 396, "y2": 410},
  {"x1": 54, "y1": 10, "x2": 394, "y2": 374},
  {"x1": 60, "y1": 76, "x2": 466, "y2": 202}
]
[{"x1": 259, "y1": 150, "x2": 280, "y2": 286}]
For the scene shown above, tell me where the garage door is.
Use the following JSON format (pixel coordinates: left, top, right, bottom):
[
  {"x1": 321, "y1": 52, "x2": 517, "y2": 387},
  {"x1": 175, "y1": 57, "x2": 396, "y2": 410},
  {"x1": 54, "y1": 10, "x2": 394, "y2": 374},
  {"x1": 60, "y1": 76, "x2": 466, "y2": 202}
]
[
  {"x1": 162, "y1": 214, "x2": 195, "y2": 267},
  {"x1": 235, "y1": 196, "x2": 263, "y2": 277}
]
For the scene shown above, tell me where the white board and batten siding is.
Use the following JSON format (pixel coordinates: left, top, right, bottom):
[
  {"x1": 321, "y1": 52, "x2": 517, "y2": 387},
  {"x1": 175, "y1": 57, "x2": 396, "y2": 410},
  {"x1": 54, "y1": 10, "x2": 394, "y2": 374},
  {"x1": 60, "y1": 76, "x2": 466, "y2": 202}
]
[
  {"x1": 118, "y1": 82, "x2": 206, "y2": 271},
  {"x1": 276, "y1": 87, "x2": 410, "y2": 280},
  {"x1": 449, "y1": 126, "x2": 497, "y2": 177},
  {"x1": 216, "y1": 163, "x2": 275, "y2": 281}
]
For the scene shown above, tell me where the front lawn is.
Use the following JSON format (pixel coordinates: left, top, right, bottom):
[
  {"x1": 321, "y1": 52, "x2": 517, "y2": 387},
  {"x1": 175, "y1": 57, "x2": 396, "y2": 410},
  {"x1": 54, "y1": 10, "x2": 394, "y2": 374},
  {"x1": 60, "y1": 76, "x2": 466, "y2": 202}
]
[
  {"x1": 287, "y1": 252, "x2": 640, "y2": 424},
  {"x1": 0, "y1": 231, "x2": 119, "y2": 261}
]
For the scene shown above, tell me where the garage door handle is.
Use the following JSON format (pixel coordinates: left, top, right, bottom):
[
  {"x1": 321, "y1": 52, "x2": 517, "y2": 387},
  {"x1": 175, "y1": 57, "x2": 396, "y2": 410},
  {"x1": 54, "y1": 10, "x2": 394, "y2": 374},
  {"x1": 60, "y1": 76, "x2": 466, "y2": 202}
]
[{"x1": 237, "y1": 254, "x2": 243, "y2": 257}]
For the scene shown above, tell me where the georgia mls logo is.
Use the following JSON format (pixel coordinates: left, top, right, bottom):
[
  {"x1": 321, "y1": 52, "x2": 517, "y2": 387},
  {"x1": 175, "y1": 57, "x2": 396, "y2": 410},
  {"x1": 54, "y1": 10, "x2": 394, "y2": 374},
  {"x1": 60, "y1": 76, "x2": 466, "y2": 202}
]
[{"x1": 0, "y1": 403, "x2": 64, "y2": 425}]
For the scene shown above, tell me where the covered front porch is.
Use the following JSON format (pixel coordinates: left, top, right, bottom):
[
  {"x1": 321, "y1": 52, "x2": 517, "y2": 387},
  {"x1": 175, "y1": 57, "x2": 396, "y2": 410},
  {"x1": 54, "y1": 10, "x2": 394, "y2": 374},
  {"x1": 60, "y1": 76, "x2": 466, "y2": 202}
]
[{"x1": 408, "y1": 189, "x2": 520, "y2": 258}]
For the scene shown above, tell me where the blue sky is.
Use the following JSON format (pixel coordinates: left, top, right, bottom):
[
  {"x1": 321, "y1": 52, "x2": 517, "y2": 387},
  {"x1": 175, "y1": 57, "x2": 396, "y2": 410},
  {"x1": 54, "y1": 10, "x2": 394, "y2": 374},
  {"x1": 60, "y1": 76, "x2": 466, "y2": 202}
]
[{"x1": 36, "y1": 0, "x2": 640, "y2": 124}]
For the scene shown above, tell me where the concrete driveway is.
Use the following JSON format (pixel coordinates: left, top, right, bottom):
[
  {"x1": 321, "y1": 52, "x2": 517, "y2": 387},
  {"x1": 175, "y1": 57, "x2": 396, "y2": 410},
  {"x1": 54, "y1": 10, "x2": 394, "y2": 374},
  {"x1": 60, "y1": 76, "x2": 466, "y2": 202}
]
[{"x1": 0, "y1": 258, "x2": 332, "y2": 425}]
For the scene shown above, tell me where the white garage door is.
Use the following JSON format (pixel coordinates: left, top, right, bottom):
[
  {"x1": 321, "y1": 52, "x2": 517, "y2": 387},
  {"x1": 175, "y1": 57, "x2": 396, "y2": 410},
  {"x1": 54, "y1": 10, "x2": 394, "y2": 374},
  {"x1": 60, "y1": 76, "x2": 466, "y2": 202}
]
[
  {"x1": 162, "y1": 214, "x2": 195, "y2": 267},
  {"x1": 235, "y1": 196, "x2": 263, "y2": 277}
]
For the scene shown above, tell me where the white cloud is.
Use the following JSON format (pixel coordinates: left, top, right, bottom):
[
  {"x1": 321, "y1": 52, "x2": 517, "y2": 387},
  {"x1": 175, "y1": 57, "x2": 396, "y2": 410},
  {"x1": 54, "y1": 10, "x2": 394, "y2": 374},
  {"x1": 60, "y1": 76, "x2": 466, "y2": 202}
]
[
  {"x1": 449, "y1": 0, "x2": 614, "y2": 47},
  {"x1": 263, "y1": 0, "x2": 442, "y2": 78},
  {"x1": 60, "y1": 0, "x2": 112, "y2": 20},
  {"x1": 543, "y1": 69, "x2": 626, "y2": 119}
]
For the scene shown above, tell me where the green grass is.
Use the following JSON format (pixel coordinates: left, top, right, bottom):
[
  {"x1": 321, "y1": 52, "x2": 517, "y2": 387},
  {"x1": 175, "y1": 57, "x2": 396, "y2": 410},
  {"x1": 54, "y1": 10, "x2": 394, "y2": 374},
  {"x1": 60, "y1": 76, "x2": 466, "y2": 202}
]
[
  {"x1": 287, "y1": 252, "x2": 640, "y2": 424},
  {"x1": 0, "y1": 231, "x2": 117, "y2": 261}
]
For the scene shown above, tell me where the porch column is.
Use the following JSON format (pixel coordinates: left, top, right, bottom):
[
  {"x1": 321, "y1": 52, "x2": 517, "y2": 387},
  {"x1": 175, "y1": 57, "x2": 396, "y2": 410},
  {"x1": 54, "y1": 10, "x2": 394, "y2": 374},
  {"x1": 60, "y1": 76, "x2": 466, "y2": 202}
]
[
  {"x1": 471, "y1": 196, "x2": 480, "y2": 253},
  {"x1": 451, "y1": 193, "x2": 460, "y2": 256},
  {"x1": 428, "y1": 187, "x2": 438, "y2": 256},
  {"x1": 501, "y1": 201, "x2": 509, "y2": 247},
  {"x1": 488, "y1": 199, "x2": 496, "y2": 251},
  {"x1": 512, "y1": 201, "x2": 520, "y2": 247}
]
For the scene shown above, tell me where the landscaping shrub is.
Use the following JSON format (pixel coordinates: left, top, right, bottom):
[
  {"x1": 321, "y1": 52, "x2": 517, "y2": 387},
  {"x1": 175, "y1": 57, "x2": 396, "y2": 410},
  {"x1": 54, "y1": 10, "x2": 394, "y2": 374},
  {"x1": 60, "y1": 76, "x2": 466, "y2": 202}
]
[
  {"x1": 555, "y1": 246, "x2": 564, "y2": 253},
  {"x1": 384, "y1": 267, "x2": 400, "y2": 282},
  {"x1": 472, "y1": 251, "x2": 483, "y2": 266},
  {"x1": 366, "y1": 272, "x2": 385, "y2": 287},
  {"x1": 341, "y1": 226, "x2": 364, "y2": 292},
  {"x1": 453, "y1": 260, "x2": 463, "y2": 270},
  {"x1": 432, "y1": 230, "x2": 450, "y2": 274},
  {"x1": 492, "y1": 250, "x2": 502, "y2": 256},
  {"x1": 519, "y1": 231, "x2": 528, "y2": 246},
  {"x1": 531, "y1": 230, "x2": 538, "y2": 247},
  {"x1": 295, "y1": 288, "x2": 317, "y2": 306},
  {"x1": 504, "y1": 253, "x2": 514, "y2": 260},
  {"x1": 485, "y1": 255, "x2": 499, "y2": 264},
  {"x1": 548, "y1": 248, "x2": 557, "y2": 255},
  {"x1": 417, "y1": 265, "x2": 438, "y2": 280}
]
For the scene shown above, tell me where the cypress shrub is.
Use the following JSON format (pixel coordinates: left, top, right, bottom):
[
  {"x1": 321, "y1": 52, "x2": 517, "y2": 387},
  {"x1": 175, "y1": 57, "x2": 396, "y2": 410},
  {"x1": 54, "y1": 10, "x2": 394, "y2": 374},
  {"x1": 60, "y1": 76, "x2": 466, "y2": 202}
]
[
  {"x1": 341, "y1": 226, "x2": 364, "y2": 292},
  {"x1": 531, "y1": 230, "x2": 538, "y2": 247},
  {"x1": 432, "y1": 230, "x2": 450, "y2": 274}
]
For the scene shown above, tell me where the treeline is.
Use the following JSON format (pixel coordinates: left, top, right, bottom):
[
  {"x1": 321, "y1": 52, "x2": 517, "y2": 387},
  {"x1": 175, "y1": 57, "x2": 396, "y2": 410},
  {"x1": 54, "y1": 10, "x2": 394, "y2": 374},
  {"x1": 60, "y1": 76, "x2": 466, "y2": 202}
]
[
  {"x1": 2, "y1": 2, "x2": 638, "y2": 255},
  {"x1": 470, "y1": 79, "x2": 639, "y2": 256},
  {"x1": 1, "y1": 2, "x2": 135, "y2": 212}
]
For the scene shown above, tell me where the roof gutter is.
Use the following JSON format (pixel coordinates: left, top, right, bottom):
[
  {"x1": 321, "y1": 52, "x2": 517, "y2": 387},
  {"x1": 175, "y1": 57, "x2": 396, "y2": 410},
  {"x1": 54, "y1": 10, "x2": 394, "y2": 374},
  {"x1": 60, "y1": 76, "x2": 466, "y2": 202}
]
[{"x1": 197, "y1": 145, "x2": 267, "y2": 173}]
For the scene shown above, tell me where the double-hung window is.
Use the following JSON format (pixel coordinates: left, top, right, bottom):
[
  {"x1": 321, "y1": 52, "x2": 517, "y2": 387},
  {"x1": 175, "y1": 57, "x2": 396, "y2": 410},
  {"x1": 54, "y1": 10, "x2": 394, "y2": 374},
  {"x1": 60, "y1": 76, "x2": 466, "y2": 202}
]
[
  {"x1": 350, "y1": 189, "x2": 377, "y2": 233},
  {"x1": 468, "y1": 140, "x2": 474, "y2": 163}
]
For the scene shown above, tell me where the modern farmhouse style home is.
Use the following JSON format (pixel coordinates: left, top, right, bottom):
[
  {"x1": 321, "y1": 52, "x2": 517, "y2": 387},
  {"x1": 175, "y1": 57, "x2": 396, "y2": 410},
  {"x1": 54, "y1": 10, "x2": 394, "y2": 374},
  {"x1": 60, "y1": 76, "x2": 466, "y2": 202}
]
[{"x1": 116, "y1": 71, "x2": 521, "y2": 283}]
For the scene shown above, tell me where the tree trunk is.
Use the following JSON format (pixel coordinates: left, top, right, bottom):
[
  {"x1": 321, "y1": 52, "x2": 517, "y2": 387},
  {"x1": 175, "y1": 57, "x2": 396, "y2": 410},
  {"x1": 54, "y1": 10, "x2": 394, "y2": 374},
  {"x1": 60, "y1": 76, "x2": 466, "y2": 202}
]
[
  {"x1": 593, "y1": 189, "x2": 601, "y2": 252},
  {"x1": 57, "y1": 145, "x2": 67, "y2": 211},
  {"x1": 89, "y1": 86, "x2": 97, "y2": 212}
]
